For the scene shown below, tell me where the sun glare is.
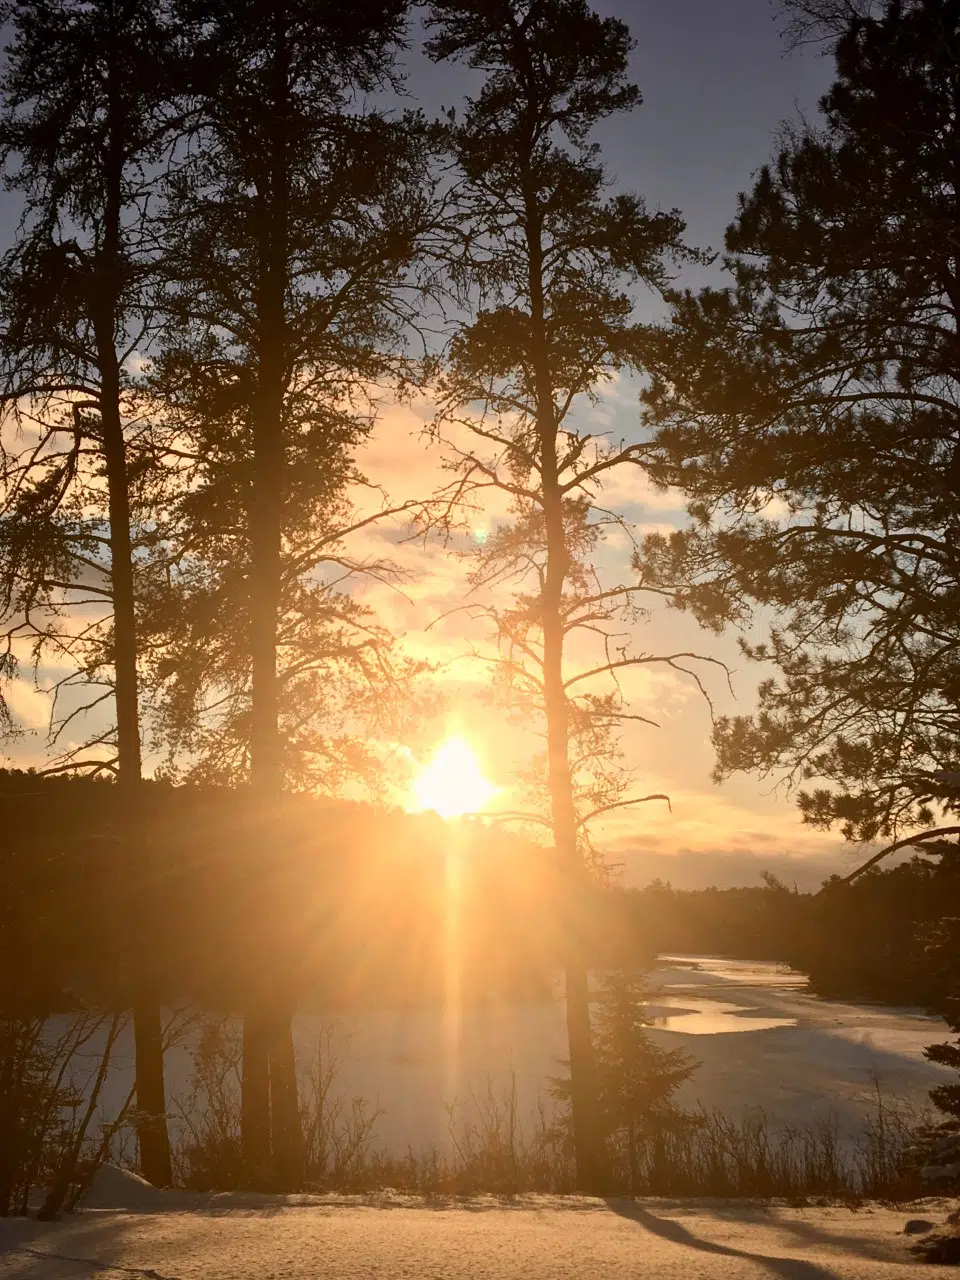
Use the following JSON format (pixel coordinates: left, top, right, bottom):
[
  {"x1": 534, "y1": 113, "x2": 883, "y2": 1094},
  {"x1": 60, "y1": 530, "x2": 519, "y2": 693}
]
[{"x1": 413, "y1": 737, "x2": 496, "y2": 819}]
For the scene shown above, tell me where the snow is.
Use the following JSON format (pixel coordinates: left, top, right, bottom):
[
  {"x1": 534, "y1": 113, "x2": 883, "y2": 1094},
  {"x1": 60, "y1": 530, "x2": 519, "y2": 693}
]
[
  {"x1": 81, "y1": 1165, "x2": 172, "y2": 1212},
  {"x1": 0, "y1": 1187, "x2": 954, "y2": 1278}
]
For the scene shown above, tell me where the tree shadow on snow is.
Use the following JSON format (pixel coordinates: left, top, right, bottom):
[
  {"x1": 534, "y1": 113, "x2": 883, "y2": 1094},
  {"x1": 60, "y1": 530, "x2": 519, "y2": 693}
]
[
  {"x1": 0, "y1": 1214, "x2": 182, "y2": 1280},
  {"x1": 764, "y1": 1211, "x2": 896, "y2": 1264},
  {"x1": 606, "y1": 1200, "x2": 841, "y2": 1280}
]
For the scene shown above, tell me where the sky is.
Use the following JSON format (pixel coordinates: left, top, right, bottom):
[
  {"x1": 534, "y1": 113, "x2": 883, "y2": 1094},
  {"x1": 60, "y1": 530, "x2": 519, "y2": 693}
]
[
  {"x1": 0, "y1": 2, "x2": 870, "y2": 891},
  {"x1": 349, "y1": 1, "x2": 855, "y2": 891}
]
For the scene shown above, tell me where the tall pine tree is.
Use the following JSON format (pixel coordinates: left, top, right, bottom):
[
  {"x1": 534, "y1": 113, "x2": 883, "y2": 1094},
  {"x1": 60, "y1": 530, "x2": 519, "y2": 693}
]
[
  {"x1": 426, "y1": 0, "x2": 705, "y2": 1190},
  {"x1": 151, "y1": 0, "x2": 434, "y2": 1186},
  {"x1": 0, "y1": 0, "x2": 180, "y2": 1186}
]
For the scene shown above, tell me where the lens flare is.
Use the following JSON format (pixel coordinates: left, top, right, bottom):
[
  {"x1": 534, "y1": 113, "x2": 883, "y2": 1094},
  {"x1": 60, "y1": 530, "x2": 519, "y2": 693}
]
[{"x1": 412, "y1": 737, "x2": 496, "y2": 819}]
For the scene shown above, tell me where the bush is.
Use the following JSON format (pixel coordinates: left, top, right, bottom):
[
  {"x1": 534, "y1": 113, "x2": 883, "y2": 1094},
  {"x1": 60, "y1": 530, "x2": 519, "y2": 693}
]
[{"x1": 0, "y1": 1009, "x2": 131, "y2": 1217}]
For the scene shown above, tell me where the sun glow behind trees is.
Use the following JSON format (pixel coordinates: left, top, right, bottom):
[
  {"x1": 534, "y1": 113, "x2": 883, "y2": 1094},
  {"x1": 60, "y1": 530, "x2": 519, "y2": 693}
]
[
  {"x1": 410, "y1": 735, "x2": 497, "y2": 1106},
  {"x1": 412, "y1": 738, "x2": 497, "y2": 820}
]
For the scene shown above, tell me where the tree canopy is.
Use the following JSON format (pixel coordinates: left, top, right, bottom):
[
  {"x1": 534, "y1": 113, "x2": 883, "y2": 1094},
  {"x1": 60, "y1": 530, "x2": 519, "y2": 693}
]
[{"x1": 639, "y1": 0, "x2": 960, "y2": 843}]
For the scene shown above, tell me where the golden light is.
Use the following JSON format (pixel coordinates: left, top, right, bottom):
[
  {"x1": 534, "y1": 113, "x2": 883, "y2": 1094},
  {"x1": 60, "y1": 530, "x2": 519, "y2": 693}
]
[{"x1": 413, "y1": 736, "x2": 496, "y2": 819}]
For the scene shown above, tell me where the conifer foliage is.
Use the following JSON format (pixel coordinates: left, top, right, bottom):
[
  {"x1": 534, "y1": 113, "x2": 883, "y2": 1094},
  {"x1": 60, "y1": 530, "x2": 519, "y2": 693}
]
[
  {"x1": 148, "y1": 0, "x2": 434, "y2": 1187},
  {"x1": 639, "y1": 0, "x2": 960, "y2": 845},
  {"x1": 591, "y1": 971, "x2": 698, "y2": 1191},
  {"x1": 151, "y1": 0, "x2": 433, "y2": 794},
  {"x1": 0, "y1": 0, "x2": 180, "y2": 1187}
]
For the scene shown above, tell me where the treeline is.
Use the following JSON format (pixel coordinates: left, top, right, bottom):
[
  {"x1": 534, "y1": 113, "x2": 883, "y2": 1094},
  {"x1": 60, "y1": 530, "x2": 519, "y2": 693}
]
[
  {"x1": 0, "y1": 771, "x2": 619, "y2": 1013},
  {"x1": 10, "y1": 763, "x2": 960, "y2": 1017},
  {"x1": 617, "y1": 855, "x2": 960, "y2": 1014},
  {"x1": 618, "y1": 877, "x2": 809, "y2": 965},
  {"x1": 787, "y1": 858, "x2": 960, "y2": 1010}
]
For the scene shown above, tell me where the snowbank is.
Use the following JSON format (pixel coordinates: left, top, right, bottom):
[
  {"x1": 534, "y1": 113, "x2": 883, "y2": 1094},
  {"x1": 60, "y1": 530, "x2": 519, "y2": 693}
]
[{"x1": 81, "y1": 1164, "x2": 173, "y2": 1211}]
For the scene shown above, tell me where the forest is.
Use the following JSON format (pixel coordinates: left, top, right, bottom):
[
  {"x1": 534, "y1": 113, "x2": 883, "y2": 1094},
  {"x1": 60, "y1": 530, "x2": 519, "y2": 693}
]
[
  {"x1": 624, "y1": 858, "x2": 960, "y2": 1010},
  {"x1": 3, "y1": 0, "x2": 960, "y2": 1221}
]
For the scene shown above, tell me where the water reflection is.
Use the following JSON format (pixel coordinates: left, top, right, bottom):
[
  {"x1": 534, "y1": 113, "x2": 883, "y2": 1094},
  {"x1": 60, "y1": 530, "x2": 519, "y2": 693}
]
[
  {"x1": 647, "y1": 995, "x2": 798, "y2": 1035},
  {"x1": 657, "y1": 955, "x2": 809, "y2": 990}
]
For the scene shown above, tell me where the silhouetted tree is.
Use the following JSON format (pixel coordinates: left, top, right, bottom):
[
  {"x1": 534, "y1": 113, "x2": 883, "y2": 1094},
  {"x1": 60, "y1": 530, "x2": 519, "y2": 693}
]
[
  {"x1": 639, "y1": 0, "x2": 960, "y2": 846},
  {"x1": 777, "y1": 0, "x2": 879, "y2": 44},
  {"x1": 426, "y1": 0, "x2": 708, "y2": 1190},
  {"x1": 0, "y1": 0, "x2": 180, "y2": 1186},
  {"x1": 150, "y1": 0, "x2": 435, "y2": 1186},
  {"x1": 592, "y1": 971, "x2": 697, "y2": 1191},
  {"x1": 550, "y1": 970, "x2": 698, "y2": 1192},
  {"x1": 920, "y1": 926, "x2": 960, "y2": 1127}
]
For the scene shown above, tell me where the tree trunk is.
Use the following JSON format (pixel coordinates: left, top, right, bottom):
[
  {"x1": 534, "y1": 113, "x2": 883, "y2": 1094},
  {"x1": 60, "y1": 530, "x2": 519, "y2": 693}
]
[
  {"x1": 241, "y1": 311, "x2": 283, "y2": 1176},
  {"x1": 131, "y1": 999, "x2": 170, "y2": 1186},
  {"x1": 100, "y1": 361, "x2": 172, "y2": 1188},
  {"x1": 96, "y1": 42, "x2": 171, "y2": 1180},
  {"x1": 241, "y1": 1011, "x2": 271, "y2": 1180},
  {"x1": 240, "y1": 290, "x2": 284, "y2": 1176},
  {"x1": 240, "y1": 3, "x2": 301, "y2": 1188},
  {"x1": 543, "y1": 581, "x2": 605, "y2": 1191},
  {"x1": 525, "y1": 191, "x2": 606, "y2": 1193},
  {"x1": 542, "y1": 508, "x2": 603, "y2": 1188},
  {"x1": 540, "y1": 477, "x2": 603, "y2": 1188},
  {"x1": 267, "y1": 1014, "x2": 301, "y2": 1189}
]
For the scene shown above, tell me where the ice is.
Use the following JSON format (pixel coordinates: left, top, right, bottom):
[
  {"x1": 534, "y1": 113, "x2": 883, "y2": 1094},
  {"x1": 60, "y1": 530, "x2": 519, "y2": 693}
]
[
  {"x1": 646, "y1": 995, "x2": 798, "y2": 1034},
  {"x1": 82, "y1": 953, "x2": 955, "y2": 1155}
]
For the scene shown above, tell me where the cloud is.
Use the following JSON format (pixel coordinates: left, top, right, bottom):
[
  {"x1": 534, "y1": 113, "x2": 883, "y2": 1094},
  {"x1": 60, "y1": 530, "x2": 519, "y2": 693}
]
[
  {"x1": 615, "y1": 846, "x2": 853, "y2": 892},
  {"x1": 4, "y1": 678, "x2": 51, "y2": 730}
]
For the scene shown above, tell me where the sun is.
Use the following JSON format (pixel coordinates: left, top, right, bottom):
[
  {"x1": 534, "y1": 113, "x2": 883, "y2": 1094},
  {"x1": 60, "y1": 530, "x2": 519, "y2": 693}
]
[{"x1": 412, "y1": 737, "x2": 497, "y2": 819}]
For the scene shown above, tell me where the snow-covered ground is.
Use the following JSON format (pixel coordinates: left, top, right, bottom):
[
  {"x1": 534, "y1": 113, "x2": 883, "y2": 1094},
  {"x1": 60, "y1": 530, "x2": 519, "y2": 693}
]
[{"x1": 0, "y1": 1177, "x2": 952, "y2": 1279}]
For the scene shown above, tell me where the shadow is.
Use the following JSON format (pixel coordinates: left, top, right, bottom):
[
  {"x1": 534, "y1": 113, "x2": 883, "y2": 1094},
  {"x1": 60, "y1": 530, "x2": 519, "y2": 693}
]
[
  {"x1": 0, "y1": 1213, "x2": 187, "y2": 1280},
  {"x1": 1, "y1": 1242, "x2": 178, "y2": 1279},
  {"x1": 768, "y1": 1211, "x2": 898, "y2": 1263},
  {"x1": 607, "y1": 1199, "x2": 841, "y2": 1280}
]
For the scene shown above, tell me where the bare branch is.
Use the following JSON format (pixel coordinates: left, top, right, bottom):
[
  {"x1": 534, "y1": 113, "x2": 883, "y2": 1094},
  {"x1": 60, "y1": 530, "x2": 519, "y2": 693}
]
[
  {"x1": 831, "y1": 826, "x2": 960, "y2": 888},
  {"x1": 577, "y1": 793, "x2": 672, "y2": 829}
]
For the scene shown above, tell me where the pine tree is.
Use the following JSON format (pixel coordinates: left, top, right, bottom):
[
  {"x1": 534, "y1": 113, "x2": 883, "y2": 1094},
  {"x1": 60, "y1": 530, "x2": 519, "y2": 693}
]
[
  {"x1": 638, "y1": 0, "x2": 960, "y2": 846},
  {"x1": 150, "y1": 0, "x2": 434, "y2": 1186},
  {"x1": 426, "y1": 0, "x2": 709, "y2": 1190},
  {"x1": 592, "y1": 971, "x2": 697, "y2": 1192},
  {"x1": 0, "y1": 0, "x2": 179, "y2": 1187}
]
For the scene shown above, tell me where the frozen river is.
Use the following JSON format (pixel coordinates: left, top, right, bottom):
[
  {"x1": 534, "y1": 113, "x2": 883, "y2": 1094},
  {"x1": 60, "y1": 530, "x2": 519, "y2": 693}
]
[
  {"x1": 641, "y1": 956, "x2": 951, "y2": 1138},
  {"x1": 108, "y1": 955, "x2": 954, "y2": 1156}
]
